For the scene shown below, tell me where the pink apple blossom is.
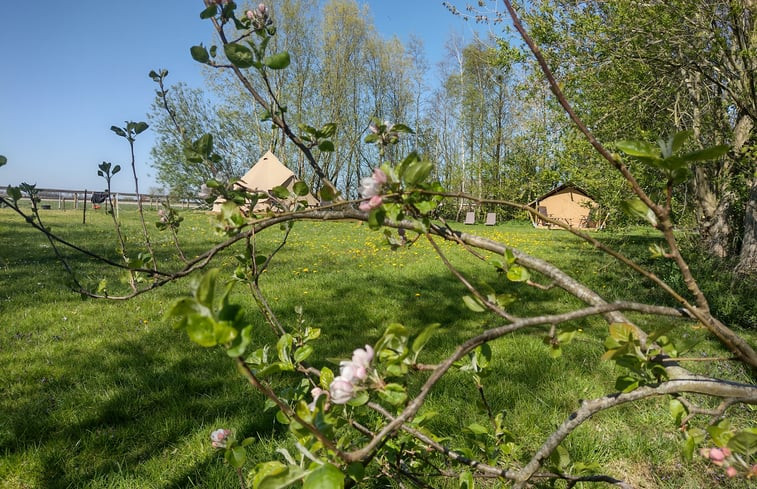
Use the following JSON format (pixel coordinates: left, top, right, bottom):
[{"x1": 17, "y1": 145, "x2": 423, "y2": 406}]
[
  {"x1": 210, "y1": 428, "x2": 231, "y2": 448},
  {"x1": 351, "y1": 344, "x2": 374, "y2": 369},
  {"x1": 329, "y1": 376, "x2": 354, "y2": 404},
  {"x1": 359, "y1": 195, "x2": 383, "y2": 211},
  {"x1": 726, "y1": 466, "x2": 738, "y2": 478},
  {"x1": 709, "y1": 447, "x2": 725, "y2": 464}
]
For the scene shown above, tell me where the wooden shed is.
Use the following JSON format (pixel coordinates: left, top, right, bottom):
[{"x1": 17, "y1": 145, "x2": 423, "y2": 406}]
[{"x1": 529, "y1": 184, "x2": 598, "y2": 229}]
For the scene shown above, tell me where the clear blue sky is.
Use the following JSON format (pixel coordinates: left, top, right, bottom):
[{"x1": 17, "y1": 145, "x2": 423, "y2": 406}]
[{"x1": 0, "y1": 1, "x2": 498, "y2": 193}]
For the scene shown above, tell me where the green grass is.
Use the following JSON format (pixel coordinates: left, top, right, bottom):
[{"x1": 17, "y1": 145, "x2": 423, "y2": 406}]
[{"x1": 0, "y1": 207, "x2": 754, "y2": 488}]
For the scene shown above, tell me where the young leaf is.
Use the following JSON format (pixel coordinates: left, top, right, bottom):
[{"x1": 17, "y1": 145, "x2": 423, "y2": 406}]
[
  {"x1": 303, "y1": 463, "x2": 344, "y2": 489},
  {"x1": 462, "y1": 295, "x2": 486, "y2": 312},
  {"x1": 190, "y1": 45, "x2": 210, "y2": 64},
  {"x1": 224, "y1": 43, "x2": 255, "y2": 69},
  {"x1": 0, "y1": 155, "x2": 6, "y2": 168},
  {"x1": 681, "y1": 144, "x2": 729, "y2": 162},
  {"x1": 620, "y1": 198, "x2": 657, "y2": 226},
  {"x1": 270, "y1": 186, "x2": 290, "y2": 199},
  {"x1": 506, "y1": 264, "x2": 530, "y2": 282},
  {"x1": 317, "y1": 140, "x2": 335, "y2": 152},
  {"x1": 292, "y1": 181, "x2": 309, "y2": 197},
  {"x1": 199, "y1": 4, "x2": 217, "y2": 18},
  {"x1": 615, "y1": 140, "x2": 660, "y2": 159},
  {"x1": 263, "y1": 51, "x2": 291, "y2": 70}
]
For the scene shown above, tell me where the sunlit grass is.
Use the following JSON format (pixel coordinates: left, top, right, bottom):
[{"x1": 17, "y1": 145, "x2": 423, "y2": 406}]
[{"x1": 0, "y1": 207, "x2": 754, "y2": 488}]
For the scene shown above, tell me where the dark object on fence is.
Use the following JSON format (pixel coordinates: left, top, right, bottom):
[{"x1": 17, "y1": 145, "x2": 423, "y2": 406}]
[
  {"x1": 41, "y1": 204, "x2": 51, "y2": 210},
  {"x1": 91, "y1": 192, "x2": 108, "y2": 204}
]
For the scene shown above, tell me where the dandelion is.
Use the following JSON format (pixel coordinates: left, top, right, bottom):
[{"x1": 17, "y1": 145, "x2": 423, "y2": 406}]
[{"x1": 210, "y1": 428, "x2": 231, "y2": 448}]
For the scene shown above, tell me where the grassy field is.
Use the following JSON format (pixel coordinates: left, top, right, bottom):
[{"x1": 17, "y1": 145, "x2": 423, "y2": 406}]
[{"x1": 0, "y1": 206, "x2": 754, "y2": 488}]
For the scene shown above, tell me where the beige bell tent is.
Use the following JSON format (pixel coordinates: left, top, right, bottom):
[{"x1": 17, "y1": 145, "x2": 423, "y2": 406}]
[
  {"x1": 212, "y1": 151, "x2": 318, "y2": 213},
  {"x1": 529, "y1": 184, "x2": 598, "y2": 229}
]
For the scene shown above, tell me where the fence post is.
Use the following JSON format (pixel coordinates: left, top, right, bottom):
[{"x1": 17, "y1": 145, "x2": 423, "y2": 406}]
[
  {"x1": 74, "y1": 192, "x2": 78, "y2": 210},
  {"x1": 83, "y1": 190, "x2": 88, "y2": 224}
]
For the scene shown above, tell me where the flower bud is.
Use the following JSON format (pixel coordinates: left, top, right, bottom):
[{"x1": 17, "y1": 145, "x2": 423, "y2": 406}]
[
  {"x1": 709, "y1": 447, "x2": 725, "y2": 463},
  {"x1": 210, "y1": 428, "x2": 231, "y2": 448},
  {"x1": 726, "y1": 466, "x2": 738, "y2": 478},
  {"x1": 329, "y1": 377, "x2": 354, "y2": 404}
]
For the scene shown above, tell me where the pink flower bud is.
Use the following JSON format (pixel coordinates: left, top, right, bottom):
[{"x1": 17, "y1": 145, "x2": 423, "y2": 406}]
[
  {"x1": 709, "y1": 447, "x2": 725, "y2": 462},
  {"x1": 726, "y1": 466, "x2": 738, "y2": 478},
  {"x1": 721, "y1": 447, "x2": 732, "y2": 457},
  {"x1": 246, "y1": 10, "x2": 255, "y2": 19},
  {"x1": 258, "y1": 3, "x2": 268, "y2": 15},
  {"x1": 359, "y1": 195, "x2": 383, "y2": 211},
  {"x1": 329, "y1": 377, "x2": 354, "y2": 404},
  {"x1": 352, "y1": 345, "x2": 374, "y2": 369},
  {"x1": 210, "y1": 428, "x2": 231, "y2": 448}
]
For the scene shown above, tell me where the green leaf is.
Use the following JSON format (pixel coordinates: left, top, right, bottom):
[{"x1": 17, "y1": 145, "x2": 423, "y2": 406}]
[
  {"x1": 276, "y1": 334, "x2": 294, "y2": 365},
  {"x1": 225, "y1": 446, "x2": 246, "y2": 469},
  {"x1": 195, "y1": 268, "x2": 218, "y2": 307},
  {"x1": 190, "y1": 45, "x2": 210, "y2": 64},
  {"x1": 112, "y1": 165, "x2": 121, "y2": 175},
  {"x1": 304, "y1": 463, "x2": 344, "y2": 489},
  {"x1": 549, "y1": 445, "x2": 571, "y2": 470},
  {"x1": 506, "y1": 264, "x2": 530, "y2": 282},
  {"x1": 670, "y1": 398, "x2": 686, "y2": 426},
  {"x1": 319, "y1": 366, "x2": 334, "y2": 390},
  {"x1": 186, "y1": 316, "x2": 217, "y2": 347},
  {"x1": 466, "y1": 423, "x2": 489, "y2": 435},
  {"x1": 615, "y1": 140, "x2": 660, "y2": 159},
  {"x1": 110, "y1": 126, "x2": 126, "y2": 137},
  {"x1": 293, "y1": 344, "x2": 314, "y2": 363},
  {"x1": 224, "y1": 43, "x2": 255, "y2": 69},
  {"x1": 319, "y1": 185, "x2": 336, "y2": 201},
  {"x1": 213, "y1": 321, "x2": 237, "y2": 344},
  {"x1": 682, "y1": 428, "x2": 706, "y2": 461},
  {"x1": 671, "y1": 131, "x2": 692, "y2": 154},
  {"x1": 707, "y1": 421, "x2": 733, "y2": 447},
  {"x1": 0, "y1": 155, "x2": 6, "y2": 167},
  {"x1": 347, "y1": 390, "x2": 369, "y2": 406},
  {"x1": 402, "y1": 160, "x2": 434, "y2": 186},
  {"x1": 133, "y1": 122, "x2": 148, "y2": 134},
  {"x1": 462, "y1": 295, "x2": 486, "y2": 312},
  {"x1": 458, "y1": 471, "x2": 474, "y2": 489},
  {"x1": 317, "y1": 140, "x2": 335, "y2": 152},
  {"x1": 320, "y1": 123, "x2": 337, "y2": 138},
  {"x1": 411, "y1": 323, "x2": 439, "y2": 357},
  {"x1": 727, "y1": 429, "x2": 757, "y2": 456},
  {"x1": 609, "y1": 323, "x2": 641, "y2": 342},
  {"x1": 200, "y1": 4, "x2": 217, "y2": 18},
  {"x1": 681, "y1": 144, "x2": 729, "y2": 162},
  {"x1": 227, "y1": 325, "x2": 253, "y2": 357},
  {"x1": 620, "y1": 198, "x2": 657, "y2": 226},
  {"x1": 292, "y1": 181, "x2": 309, "y2": 197},
  {"x1": 263, "y1": 51, "x2": 291, "y2": 70},
  {"x1": 614, "y1": 375, "x2": 639, "y2": 393},
  {"x1": 251, "y1": 461, "x2": 288, "y2": 489},
  {"x1": 270, "y1": 186, "x2": 290, "y2": 199},
  {"x1": 378, "y1": 383, "x2": 407, "y2": 406}
]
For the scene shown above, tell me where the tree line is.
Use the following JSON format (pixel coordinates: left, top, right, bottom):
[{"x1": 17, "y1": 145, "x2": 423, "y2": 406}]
[{"x1": 148, "y1": 0, "x2": 756, "y2": 273}]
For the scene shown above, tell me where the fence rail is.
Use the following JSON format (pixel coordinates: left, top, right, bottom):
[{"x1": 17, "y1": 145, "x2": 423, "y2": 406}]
[{"x1": 0, "y1": 187, "x2": 202, "y2": 210}]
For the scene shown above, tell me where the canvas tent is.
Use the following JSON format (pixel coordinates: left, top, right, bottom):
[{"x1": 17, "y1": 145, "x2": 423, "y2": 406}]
[
  {"x1": 529, "y1": 184, "x2": 597, "y2": 229},
  {"x1": 212, "y1": 151, "x2": 318, "y2": 213}
]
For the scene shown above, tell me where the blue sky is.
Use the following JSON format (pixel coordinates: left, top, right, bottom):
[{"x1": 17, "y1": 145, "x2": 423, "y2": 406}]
[{"x1": 0, "y1": 1, "x2": 499, "y2": 193}]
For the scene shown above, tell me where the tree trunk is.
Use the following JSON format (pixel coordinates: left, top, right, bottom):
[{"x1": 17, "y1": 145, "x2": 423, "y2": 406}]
[{"x1": 737, "y1": 175, "x2": 757, "y2": 274}]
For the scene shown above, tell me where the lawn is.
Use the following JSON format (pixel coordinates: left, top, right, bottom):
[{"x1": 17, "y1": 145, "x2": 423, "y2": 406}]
[{"x1": 0, "y1": 206, "x2": 754, "y2": 488}]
